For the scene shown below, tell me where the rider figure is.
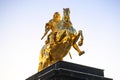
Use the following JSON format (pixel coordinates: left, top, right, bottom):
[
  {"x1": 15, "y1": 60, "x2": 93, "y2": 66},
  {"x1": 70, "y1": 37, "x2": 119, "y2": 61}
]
[{"x1": 41, "y1": 12, "x2": 62, "y2": 46}]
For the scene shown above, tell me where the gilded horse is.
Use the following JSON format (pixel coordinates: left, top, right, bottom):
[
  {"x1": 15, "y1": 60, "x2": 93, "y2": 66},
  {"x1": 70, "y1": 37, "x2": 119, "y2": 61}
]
[{"x1": 38, "y1": 8, "x2": 84, "y2": 72}]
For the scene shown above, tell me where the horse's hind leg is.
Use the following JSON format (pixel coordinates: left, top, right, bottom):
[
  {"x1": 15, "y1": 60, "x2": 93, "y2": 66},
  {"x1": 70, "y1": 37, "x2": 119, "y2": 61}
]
[
  {"x1": 38, "y1": 59, "x2": 49, "y2": 72},
  {"x1": 38, "y1": 47, "x2": 45, "y2": 72},
  {"x1": 43, "y1": 60, "x2": 49, "y2": 69},
  {"x1": 42, "y1": 55, "x2": 52, "y2": 69},
  {"x1": 38, "y1": 62, "x2": 43, "y2": 72}
]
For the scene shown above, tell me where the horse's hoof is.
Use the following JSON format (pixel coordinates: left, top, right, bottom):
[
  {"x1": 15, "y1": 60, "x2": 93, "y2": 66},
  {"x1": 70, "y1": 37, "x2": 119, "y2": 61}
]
[
  {"x1": 78, "y1": 41, "x2": 83, "y2": 46},
  {"x1": 79, "y1": 51, "x2": 85, "y2": 56}
]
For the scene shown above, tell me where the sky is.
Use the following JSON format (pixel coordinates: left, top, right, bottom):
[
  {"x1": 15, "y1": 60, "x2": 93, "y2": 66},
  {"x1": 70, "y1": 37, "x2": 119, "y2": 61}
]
[{"x1": 0, "y1": 0, "x2": 120, "y2": 80}]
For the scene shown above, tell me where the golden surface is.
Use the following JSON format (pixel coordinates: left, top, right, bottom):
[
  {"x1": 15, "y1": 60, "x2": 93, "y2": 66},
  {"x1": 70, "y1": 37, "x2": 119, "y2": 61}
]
[{"x1": 38, "y1": 8, "x2": 84, "y2": 72}]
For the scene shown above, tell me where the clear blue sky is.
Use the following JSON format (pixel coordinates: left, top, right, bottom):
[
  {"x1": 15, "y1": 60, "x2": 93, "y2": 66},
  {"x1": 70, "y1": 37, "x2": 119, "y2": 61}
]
[{"x1": 0, "y1": 0, "x2": 120, "y2": 80}]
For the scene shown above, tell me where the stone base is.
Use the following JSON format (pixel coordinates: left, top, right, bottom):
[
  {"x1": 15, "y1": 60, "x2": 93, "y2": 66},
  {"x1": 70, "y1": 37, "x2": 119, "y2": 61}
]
[{"x1": 26, "y1": 61, "x2": 112, "y2": 80}]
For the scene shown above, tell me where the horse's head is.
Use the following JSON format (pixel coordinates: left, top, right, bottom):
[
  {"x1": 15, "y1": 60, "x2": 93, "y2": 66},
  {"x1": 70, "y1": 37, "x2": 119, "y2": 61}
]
[{"x1": 63, "y1": 8, "x2": 70, "y2": 22}]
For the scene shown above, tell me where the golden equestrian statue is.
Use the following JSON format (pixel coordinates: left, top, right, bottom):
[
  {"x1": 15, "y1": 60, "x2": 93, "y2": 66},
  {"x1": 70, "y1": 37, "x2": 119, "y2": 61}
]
[{"x1": 38, "y1": 8, "x2": 85, "y2": 72}]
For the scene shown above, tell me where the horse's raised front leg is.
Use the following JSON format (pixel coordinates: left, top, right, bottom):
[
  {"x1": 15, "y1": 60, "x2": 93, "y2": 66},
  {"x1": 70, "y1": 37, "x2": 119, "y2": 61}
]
[
  {"x1": 72, "y1": 30, "x2": 85, "y2": 56},
  {"x1": 78, "y1": 30, "x2": 84, "y2": 46},
  {"x1": 73, "y1": 43, "x2": 85, "y2": 56},
  {"x1": 72, "y1": 30, "x2": 80, "y2": 44}
]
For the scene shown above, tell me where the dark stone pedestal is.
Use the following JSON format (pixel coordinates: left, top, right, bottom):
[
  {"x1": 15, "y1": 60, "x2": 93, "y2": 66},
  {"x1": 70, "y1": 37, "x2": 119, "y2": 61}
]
[{"x1": 26, "y1": 61, "x2": 113, "y2": 80}]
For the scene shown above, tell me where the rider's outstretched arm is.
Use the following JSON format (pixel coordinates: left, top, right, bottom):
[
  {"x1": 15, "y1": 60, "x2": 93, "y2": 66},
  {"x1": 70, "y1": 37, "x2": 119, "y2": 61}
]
[{"x1": 41, "y1": 23, "x2": 50, "y2": 40}]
